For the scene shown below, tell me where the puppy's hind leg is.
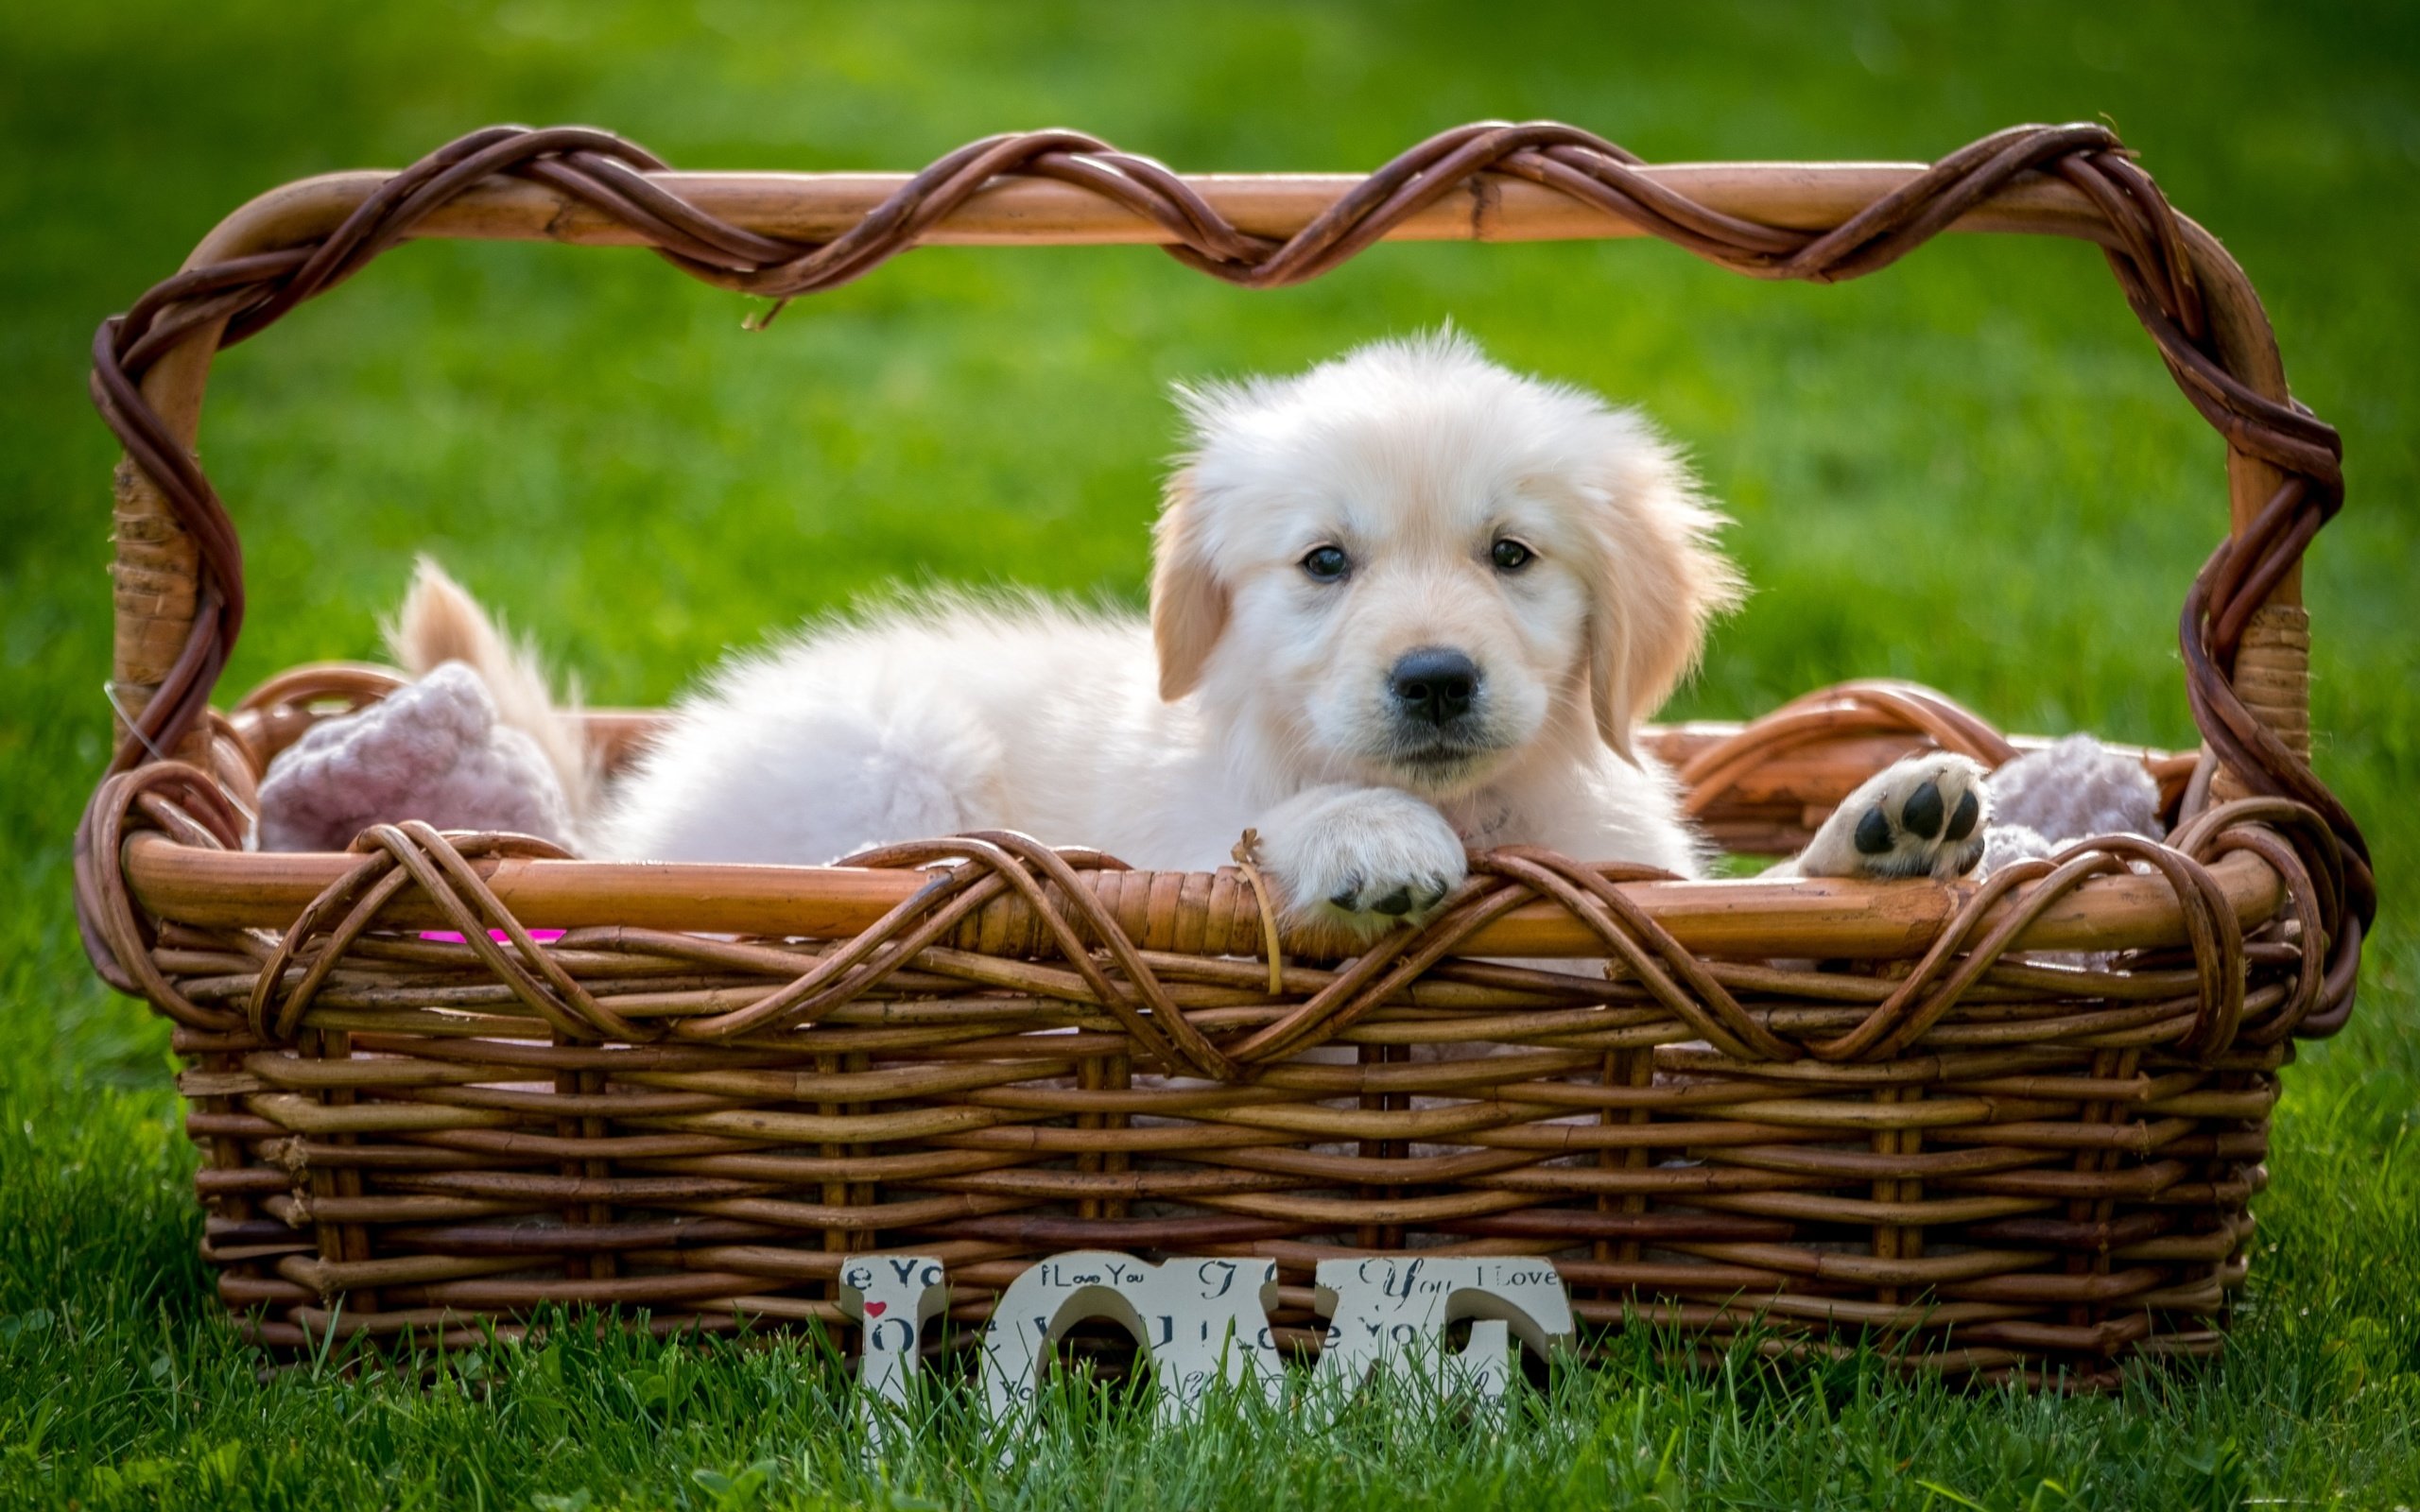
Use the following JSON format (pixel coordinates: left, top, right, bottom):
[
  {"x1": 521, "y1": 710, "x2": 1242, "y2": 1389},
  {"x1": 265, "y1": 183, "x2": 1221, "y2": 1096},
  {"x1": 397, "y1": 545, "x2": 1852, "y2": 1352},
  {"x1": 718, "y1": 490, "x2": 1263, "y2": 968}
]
[
  {"x1": 592, "y1": 699, "x2": 990, "y2": 866},
  {"x1": 1775, "y1": 752, "x2": 1989, "y2": 881}
]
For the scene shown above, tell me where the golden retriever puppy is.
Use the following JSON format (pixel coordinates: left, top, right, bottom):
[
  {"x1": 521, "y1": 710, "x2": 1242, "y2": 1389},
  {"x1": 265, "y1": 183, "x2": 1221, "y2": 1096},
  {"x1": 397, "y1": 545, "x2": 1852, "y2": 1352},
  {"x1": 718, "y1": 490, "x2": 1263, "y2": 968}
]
[{"x1": 399, "y1": 330, "x2": 1984, "y2": 923}]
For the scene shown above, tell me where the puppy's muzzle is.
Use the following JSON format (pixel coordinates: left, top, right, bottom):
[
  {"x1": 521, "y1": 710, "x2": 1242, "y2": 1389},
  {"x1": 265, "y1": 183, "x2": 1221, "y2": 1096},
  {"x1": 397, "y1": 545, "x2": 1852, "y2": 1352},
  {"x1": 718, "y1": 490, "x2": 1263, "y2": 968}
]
[{"x1": 1389, "y1": 647, "x2": 1479, "y2": 728}]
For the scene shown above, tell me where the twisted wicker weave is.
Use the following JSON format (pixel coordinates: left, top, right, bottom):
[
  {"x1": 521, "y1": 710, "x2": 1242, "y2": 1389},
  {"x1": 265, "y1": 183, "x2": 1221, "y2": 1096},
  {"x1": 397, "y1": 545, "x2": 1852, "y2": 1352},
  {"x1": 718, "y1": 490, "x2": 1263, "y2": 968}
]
[{"x1": 74, "y1": 122, "x2": 2371, "y2": 1388}]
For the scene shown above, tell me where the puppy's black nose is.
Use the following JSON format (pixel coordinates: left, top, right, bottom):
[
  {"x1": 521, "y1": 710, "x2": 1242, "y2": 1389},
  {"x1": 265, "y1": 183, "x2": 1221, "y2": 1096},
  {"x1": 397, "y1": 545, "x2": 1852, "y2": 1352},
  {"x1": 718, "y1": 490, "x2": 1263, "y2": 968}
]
[{"x1": 1390, "y1": 648, "x2": 1479, "y2": 726}]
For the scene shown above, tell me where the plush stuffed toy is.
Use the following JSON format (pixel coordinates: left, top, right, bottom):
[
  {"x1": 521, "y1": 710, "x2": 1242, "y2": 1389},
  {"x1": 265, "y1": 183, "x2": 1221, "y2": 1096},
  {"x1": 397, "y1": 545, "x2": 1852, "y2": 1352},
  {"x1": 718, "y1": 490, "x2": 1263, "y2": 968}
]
[
  {"x1": 254, "y1": 662, "x2": 577, "y2": 852},
  {"x1": 1978, "y1": 732, "x2": 2167, "y2": 874}
]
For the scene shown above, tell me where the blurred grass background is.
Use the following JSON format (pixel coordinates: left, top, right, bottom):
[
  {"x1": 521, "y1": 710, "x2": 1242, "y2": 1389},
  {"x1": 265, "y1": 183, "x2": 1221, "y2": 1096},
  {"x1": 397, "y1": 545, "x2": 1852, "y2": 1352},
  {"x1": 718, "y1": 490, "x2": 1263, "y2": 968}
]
[{"x1": 1, "y1": 1, "x2": 2414, "y2": 1506}]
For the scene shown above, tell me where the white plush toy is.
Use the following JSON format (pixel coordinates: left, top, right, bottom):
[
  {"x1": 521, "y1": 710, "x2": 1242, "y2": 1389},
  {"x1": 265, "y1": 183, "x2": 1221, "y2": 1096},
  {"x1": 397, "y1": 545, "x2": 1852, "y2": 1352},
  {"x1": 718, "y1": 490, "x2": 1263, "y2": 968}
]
[{"x1": 1978, "y1": 732, "x2": 2167, "y2": 873}]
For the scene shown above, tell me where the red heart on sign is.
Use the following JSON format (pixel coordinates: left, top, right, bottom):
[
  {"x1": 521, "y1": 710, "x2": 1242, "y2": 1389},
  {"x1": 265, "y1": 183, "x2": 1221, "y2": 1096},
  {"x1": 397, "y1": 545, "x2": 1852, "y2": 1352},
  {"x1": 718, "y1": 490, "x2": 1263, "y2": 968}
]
[{"x1": 863, "y1": 1301, "x2": 888, "y2": 1317}]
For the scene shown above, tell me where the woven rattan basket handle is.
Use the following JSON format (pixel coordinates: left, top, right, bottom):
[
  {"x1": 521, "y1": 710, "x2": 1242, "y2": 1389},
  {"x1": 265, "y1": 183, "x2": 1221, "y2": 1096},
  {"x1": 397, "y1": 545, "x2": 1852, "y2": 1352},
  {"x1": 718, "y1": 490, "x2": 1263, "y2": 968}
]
[{"x1": 87, "y1": 122, "x2": 2368, "y2": 931}]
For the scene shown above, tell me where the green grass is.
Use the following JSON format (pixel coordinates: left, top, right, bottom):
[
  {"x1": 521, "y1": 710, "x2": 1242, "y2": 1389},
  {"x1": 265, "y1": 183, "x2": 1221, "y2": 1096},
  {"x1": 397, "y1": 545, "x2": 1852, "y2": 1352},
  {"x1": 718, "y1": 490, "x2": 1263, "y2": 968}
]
[{"x1": 4, "y1": 1, "x2": 2417, "y2": 1505}]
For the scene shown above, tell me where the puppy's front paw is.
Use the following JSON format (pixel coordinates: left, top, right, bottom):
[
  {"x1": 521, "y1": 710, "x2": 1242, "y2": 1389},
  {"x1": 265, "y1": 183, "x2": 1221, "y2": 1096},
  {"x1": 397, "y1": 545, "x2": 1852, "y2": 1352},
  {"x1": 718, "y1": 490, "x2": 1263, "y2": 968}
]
[
  {"x1": 1254, "y1": 785, "x2": 1467, "y2": 934},
  {"x1": 1796, "y1": 753, "x2": 1989, "y2": 881}
]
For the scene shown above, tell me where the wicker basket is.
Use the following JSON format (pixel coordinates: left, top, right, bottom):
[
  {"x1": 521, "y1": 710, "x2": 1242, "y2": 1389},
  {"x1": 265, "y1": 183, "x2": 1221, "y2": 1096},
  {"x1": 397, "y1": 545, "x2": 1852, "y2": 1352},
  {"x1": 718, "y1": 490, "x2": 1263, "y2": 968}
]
[{"x1": 75, "y1": 122, "x2": 2373, "y2": 1390}]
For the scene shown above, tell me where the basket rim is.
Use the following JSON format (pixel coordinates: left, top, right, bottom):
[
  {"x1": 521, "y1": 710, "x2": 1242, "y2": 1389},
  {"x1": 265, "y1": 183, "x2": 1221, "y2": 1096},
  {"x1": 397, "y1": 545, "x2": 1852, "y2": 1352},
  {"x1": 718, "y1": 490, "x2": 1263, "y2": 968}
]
[
  {"x1": 177, "y1": 663, "x2": 2252, "y2": 962},
  {"x1": 122, "y1": 822, "x2": 2289, "y2": 962}
]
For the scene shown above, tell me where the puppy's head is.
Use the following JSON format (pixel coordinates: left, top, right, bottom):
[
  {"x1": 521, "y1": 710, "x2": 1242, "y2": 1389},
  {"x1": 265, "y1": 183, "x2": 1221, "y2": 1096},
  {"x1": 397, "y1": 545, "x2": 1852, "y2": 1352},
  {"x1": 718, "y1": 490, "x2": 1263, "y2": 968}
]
[{"x1": 1153, "y1": 331, "x2": 1739, "y2": 795}]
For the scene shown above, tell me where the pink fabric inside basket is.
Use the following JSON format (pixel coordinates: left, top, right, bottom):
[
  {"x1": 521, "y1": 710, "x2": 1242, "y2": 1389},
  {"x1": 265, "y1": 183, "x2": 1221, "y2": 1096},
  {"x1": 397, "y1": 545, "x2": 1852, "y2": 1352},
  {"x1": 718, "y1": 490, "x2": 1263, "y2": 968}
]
[{"x1": 421, "y1": 929, "x2": 565, "y2": 944}]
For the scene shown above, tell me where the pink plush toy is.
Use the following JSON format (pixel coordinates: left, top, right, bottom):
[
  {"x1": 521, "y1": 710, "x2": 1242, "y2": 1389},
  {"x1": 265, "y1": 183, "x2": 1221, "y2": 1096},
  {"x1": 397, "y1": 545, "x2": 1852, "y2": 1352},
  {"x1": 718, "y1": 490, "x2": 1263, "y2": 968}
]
[{"x1": 254, "y1": 662, "x2": 576, "y2": 852}]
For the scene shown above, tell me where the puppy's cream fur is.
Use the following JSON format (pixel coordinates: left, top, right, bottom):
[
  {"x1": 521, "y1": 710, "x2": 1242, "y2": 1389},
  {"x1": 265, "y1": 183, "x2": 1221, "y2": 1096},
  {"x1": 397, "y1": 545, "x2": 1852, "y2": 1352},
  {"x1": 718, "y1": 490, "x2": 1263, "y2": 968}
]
[{"x1": 406, "y1": 333, "x2": 1779, "y2": 922}]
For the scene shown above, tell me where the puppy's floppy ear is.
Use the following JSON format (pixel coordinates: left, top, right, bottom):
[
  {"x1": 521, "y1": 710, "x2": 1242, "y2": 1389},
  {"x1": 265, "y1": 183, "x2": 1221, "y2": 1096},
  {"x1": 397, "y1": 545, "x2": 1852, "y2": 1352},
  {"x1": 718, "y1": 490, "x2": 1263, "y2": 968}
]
[
  {"x1": 1582, "y1": 425, "x2": 1743, "y2": 763},
  {"x1": 1150, "y1": 466, "x2": 1229, "y2": 701}
]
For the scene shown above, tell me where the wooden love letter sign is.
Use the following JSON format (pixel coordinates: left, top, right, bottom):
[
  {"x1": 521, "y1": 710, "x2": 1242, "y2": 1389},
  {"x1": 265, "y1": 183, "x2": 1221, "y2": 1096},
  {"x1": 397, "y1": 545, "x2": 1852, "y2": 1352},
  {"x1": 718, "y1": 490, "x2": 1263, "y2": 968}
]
[
  {"x1": 838, "y1": 1252, "x2": 950, "y2": 1415},
  {"x1": 825, "y1": 1248, "x2": 1575, "y2": 1429},
  {"x1": 980, "y1": 1251, "x2": 1282, "y2": 1426},
  {"x1": 1311, "y1": 1254, "x2": 1576, "y2": 1404}
]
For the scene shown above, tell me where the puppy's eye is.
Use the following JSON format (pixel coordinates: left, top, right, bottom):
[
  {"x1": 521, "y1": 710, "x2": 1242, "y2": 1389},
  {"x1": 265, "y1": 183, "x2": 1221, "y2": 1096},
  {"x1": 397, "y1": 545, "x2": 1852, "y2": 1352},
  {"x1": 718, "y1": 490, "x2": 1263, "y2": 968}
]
[
  {"x1": 1491, "y1": 539, "x2": 1535, "y2": 573},
  {"x1": 1301, "y1": 545, "x2": 1350, "y2": 582}
]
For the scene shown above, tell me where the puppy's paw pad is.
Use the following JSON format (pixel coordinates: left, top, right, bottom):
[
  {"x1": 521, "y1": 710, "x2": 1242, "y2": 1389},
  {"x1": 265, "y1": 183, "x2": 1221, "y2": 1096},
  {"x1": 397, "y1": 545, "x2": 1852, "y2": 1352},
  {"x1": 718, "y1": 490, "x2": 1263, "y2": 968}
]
[
  {"x1": 1821, "y1": 754, "x2": 1990, "y2": 881},
  {"x1": 1900, "y1": 779, "x2": 1945, "y2": 839},
  {"x1": 1853, "y1": 806, "x2": 1893, "y2": 854},
  {"x1": 1322, "y1": 865, "x2": 1457, "y2": 921},
  {"x1": 1336, "y1": 873, "x2": 1453, "y2": 919}
]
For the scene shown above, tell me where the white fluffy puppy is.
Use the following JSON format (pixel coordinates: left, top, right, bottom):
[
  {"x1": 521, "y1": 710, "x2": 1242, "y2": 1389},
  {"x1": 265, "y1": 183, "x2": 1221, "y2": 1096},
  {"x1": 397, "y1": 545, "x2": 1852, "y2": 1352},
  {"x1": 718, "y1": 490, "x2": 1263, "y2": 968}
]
[{"x1": 402, "y1": 331, "x2": 1983, "y2": 922}]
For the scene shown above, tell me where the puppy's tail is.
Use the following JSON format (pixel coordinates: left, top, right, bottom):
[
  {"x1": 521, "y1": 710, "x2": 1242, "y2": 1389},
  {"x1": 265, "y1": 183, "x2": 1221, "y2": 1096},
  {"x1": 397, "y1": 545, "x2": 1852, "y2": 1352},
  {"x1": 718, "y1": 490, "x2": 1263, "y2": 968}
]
[{"x1": 389, "y1": 558, "x2": 600, "y2": 829}]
